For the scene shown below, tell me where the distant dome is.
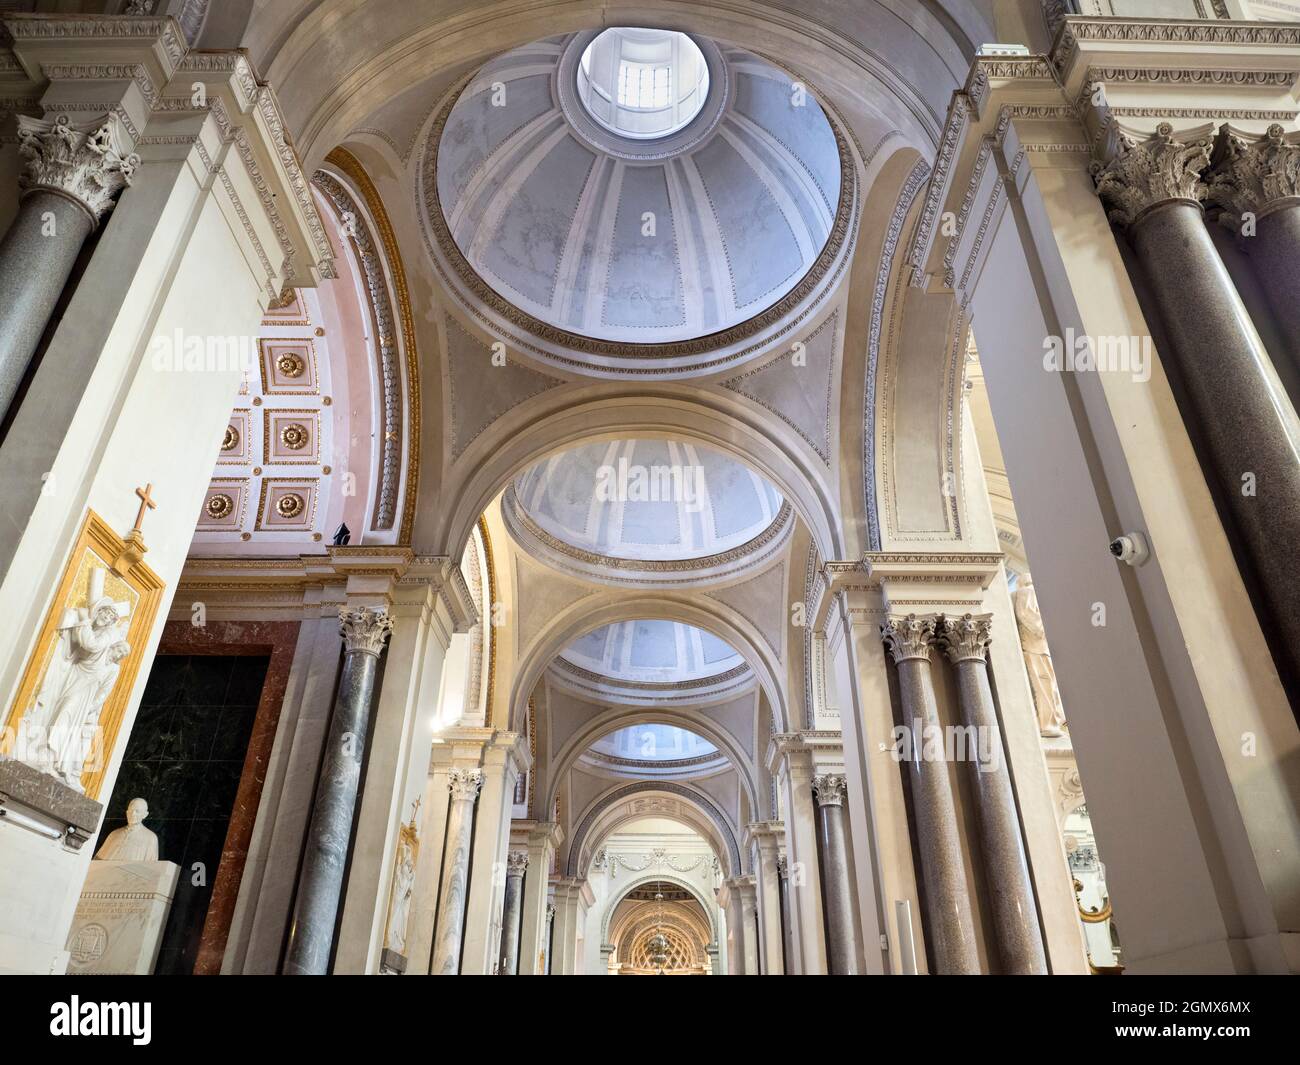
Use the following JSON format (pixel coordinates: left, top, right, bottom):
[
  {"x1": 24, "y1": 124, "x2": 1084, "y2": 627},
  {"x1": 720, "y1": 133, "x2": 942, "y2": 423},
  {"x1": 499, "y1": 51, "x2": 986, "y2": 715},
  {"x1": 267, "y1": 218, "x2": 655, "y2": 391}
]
[
  {"x1": 431, "y1": 30, "x2": 844, "y2": 348},
  {"x1": 561, "y1": 621, "x2": 743, "y2": 684},
  {"x1": 513, "y1": 439, "x2": 783, "y2": 562},
  {"x1": 589, "y1": 725, "x2": 717, "y2": 763}
]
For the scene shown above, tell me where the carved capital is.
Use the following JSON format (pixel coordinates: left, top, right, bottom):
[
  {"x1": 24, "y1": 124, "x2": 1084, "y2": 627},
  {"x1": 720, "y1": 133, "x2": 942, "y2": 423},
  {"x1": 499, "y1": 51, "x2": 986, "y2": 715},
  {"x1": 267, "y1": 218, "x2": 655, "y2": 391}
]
[
  {"x1": 1208, "y1": 124, "x2": 1300, "y2": 229},
  {"x1": 447, "y1": 767, "x2": 483, "y2": 803},
  {"x1": 16, "y1": 114, "x2": 139, "y2": 227},
  {"x1": 507, "y1": 850, "x2": 529, "y2": 875},
  {"x1": 939, "y1": 612, "x2": 993, "y2": 664},
  {"x1": 1092, "y1": 122, "x2": 1211, "y2": 228},
  {"x1": 776, "y1": 855, "x2": 789, "y2": 879},
  {"x1": 880, "y1": 613, "x2": 939, "y2": 664},
  {"x1": 812, "y1": 773, "x2": 847, "y2": 807},
  {"x1": 338, "y1": 606, "x2": 394, "y2": 657}
]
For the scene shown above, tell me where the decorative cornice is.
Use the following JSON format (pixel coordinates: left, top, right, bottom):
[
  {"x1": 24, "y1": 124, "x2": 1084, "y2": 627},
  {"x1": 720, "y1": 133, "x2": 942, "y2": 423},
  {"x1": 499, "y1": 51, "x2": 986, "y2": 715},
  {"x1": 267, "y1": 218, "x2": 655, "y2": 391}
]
[
  {"x1": 447, "y1": 767, "x2": 484, "y2": 803},
  {"x1": 16, "y1": 113, "x2": 137, "y2": 226},
  {"x1": 2, "y1": 14, "x2": 187, "y2": 67},
  {"x1": 811, "y1": 773, "x2": 847, "y2": 807},
  {"x1": 938, "y1": 612, "x2": 993, "y2": 664},
  {"x1": 1208, "y1": 123, "x2": 1300, "y2": 226},
  {"x1": 880, "y1": 613, "x2": 939, "y2": 664},
  {"x1": 1092, "y1": 122, "x2": 1212, "y2": 228},
  {"x1": 1053, "y1": 15, "x2": 1300, "y2": 75},
  {"x1": 338, "y1": 605, "x2": 394, "y2": 657}
]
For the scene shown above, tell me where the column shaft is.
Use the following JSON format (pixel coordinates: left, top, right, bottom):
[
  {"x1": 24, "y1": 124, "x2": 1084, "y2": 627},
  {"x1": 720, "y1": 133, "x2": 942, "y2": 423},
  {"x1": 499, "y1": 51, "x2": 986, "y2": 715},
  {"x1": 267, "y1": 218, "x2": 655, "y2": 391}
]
[
  {"x1": 0, "y1": 193, "x2": 93, "y2": 420},
  {"x1": 283, "y1": 607, "x2": 393, "y2": 975},
  {"x1": 499, "y1": 853, "x2": 528, "y2": 974},
  {"x1": 883, "y1": 615, "x2": 980, "y2": 974},
  {"x1": 431, "y1": 769, "x2": 482, "y2": 974},
  {"x1": 813, "y1": 775, "x2": 859, "y2": 974},
  {"x1": 941, "y1": 614, "x2": 1048, "y2": 974}
]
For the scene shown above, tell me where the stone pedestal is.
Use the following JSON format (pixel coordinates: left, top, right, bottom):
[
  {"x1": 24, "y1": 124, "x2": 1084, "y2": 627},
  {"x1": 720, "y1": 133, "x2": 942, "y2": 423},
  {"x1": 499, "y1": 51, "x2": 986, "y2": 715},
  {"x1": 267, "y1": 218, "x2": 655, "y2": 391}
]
[{"x1": 66, "y1": 860, "x2": 179, "y2": 975}]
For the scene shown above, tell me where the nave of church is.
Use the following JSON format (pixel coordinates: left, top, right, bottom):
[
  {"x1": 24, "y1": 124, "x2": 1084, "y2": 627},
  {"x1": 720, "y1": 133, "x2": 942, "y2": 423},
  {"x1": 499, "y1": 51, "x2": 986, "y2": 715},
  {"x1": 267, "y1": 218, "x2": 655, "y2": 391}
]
[{"x1": 0, "y1": 0, "x2": 1297, "y2": 981}]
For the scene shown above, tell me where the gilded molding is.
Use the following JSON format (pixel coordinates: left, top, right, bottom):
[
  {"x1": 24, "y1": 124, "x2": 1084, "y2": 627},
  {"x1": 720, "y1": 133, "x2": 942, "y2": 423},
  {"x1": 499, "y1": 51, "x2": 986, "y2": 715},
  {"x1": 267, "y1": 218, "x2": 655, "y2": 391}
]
[{"x1": 319, "y1": 148, "x2": 421, "y2": 543}]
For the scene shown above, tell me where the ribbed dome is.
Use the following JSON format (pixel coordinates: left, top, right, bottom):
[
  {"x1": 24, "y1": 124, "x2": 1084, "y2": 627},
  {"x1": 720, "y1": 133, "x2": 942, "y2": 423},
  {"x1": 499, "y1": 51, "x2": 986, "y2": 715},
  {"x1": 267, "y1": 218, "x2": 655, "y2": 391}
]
[
  {"x1": 561, "y1": 621, "x2": 743, "y2": 683},
  {"x1": 513, "y1": 439, "x2": 783, "y2": 562},
  {"x1": 434, "y1": 31, "x2": 842, "y2": 345}
]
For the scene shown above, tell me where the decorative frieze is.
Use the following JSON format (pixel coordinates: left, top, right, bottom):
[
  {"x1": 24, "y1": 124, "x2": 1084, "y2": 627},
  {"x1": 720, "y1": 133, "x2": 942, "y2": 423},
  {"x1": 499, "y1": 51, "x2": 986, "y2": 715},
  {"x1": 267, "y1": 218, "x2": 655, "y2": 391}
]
[
  {"x1": 338, "y1": 606, "x2": 394, "y2": 657},
  {"x1": 880, "y1": 613, "x2": 939, "y2": 664},
  {"x1": 1092, "y1": 122, "x2": 1212, "y2": 228},
  {"x1": 16, "y1": 114, "x2": 138, "y2": 225},
  {"x1": 1208, "y1": 123, "x2": 1300, "y2": 225}
]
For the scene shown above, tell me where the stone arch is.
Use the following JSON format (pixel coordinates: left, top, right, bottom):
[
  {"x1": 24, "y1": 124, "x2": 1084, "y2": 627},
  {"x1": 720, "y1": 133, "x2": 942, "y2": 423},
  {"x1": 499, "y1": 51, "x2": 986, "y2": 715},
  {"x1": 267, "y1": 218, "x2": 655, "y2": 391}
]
[
  {"x1": 566, "y1": 781, "x2": 743, "y2": 878},
  {"x1": 544, "y1": 704, "x2": 762, "y2": 828},
  {"x1": 509, "y1": 592, "x2": 792, "y2": 737},
  {"x1": 600, "y1": 872, "x2": 720, "y2": 947},
  {"x1": 431, "y1": 395, "x2": 844, "y2": 568}
]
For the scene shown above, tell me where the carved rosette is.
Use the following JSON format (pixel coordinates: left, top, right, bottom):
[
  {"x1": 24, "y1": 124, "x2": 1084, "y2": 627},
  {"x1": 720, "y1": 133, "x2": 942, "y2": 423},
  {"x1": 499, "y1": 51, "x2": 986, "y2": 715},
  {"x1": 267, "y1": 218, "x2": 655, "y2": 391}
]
[
  {"x1": 1208, "y1": 124, "x2": 1300, "y2": 228},
  {"x1": 939, "y1": 612, "x2": 993, "y2": 664},
  {"x1": 16, "y1": 114, "x2": 139, "y2": 226},
  {"x1": 506, "y1": 850, "x2": 529, "y2": 876},
  {"x1": 812, "y1": 773, "x2": 847, "y2": 807},
  {"x1": 338, "y1": 606, "x2": 394, "y2": 657},
  {"x1": 1092, "y1": 122, "x2": 1212, "y2": 228},
  {"x1": 880, "y1": 613, "x2": 939, "y2": 664},
  {"x1": 447, "y1": 767, "x2": 483, "y2": 803}
]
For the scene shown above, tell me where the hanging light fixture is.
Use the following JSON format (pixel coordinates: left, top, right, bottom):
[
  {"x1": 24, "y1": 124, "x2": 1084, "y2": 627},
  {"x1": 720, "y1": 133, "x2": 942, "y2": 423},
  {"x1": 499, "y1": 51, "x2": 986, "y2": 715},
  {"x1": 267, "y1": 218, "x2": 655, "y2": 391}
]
[{"x1": 646, "y1": 887, "x2": 670, "y2": 973}]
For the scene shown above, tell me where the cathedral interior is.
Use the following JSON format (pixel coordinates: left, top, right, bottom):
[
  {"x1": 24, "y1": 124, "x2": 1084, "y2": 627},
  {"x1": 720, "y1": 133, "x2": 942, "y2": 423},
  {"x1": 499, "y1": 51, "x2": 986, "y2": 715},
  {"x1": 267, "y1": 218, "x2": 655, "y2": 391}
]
[{"x1": 0, "y1": 0, "x2": 1297, "y2": 982}]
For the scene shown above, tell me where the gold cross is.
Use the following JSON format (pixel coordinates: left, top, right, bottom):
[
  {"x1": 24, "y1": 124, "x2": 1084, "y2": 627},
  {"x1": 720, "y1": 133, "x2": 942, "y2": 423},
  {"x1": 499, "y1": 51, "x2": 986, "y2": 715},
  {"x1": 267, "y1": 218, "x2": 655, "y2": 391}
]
[{"x1": 133, "y1": 483, "x2": 157, "y2": 535}]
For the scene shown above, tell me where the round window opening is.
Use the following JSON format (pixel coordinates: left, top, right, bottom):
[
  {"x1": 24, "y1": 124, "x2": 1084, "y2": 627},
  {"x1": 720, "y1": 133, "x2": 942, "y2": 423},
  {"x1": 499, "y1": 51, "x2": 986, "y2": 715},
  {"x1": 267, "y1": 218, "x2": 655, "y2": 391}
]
[{"x1": 577, "y1": 28, "x2": 710, "y2": 140}]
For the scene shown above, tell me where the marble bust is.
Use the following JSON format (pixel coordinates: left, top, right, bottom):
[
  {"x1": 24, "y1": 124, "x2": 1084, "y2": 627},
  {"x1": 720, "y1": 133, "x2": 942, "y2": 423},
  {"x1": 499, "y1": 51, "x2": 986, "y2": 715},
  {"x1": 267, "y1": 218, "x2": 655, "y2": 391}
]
[{"x1": 94, "y1": 797, "x2": 160, "y2": 862}]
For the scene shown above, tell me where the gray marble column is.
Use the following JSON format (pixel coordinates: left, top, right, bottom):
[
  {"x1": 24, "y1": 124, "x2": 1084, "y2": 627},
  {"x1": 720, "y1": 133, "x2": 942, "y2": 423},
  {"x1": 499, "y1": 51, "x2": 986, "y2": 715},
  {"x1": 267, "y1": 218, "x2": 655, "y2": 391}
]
[
  {"x1": 812, "y1": 774, "x2": 859, "y2": 975},
  {"x1": 777, "y1": 855, "x2": 795, "y2": 973},
  {"x1": 544, "y1": 903, "x2": 555, "y2": 974},
  {"x1": 283, "y1": 606, "x2": 393, "y2": 975},
  {"x1": 1209, "y1": 124, "x2": 1300, "y2": 380},
  {"x1": 0, "y1": 115, "x2": 137, "y2": 422},
  {"x1": 431, "y1": 768, "x2": 483, "y2": 974},
  {"x1": 939, "y1": 613, "x2": 1048, "y2": 974},
  {"x1": 499, "y1": 850, "x2": 528, "y2": 974},
  {"x1": 882, "y1": 614, "x2": 980, "y2": 974},
  {"x1": 1096, "y1": 123, "x2": 1300, "y2": 698}
]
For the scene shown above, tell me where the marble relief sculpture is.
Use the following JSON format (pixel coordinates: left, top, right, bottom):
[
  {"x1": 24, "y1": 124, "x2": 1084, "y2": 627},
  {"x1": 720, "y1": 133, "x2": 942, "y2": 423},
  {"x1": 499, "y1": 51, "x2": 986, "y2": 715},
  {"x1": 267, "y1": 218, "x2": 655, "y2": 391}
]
[
  {"x1": 28, "y1": 565, "x2": 132, "y2": 790},
  {"x1": 1012, "y1": 572, "x2": 1067, "y2": 737},
  {"x1": 94, "y1": 798, "x2": 160, "y2": 862},
  {"x1": 384, "y1": 821, "x2": 418, "y2": 956}
]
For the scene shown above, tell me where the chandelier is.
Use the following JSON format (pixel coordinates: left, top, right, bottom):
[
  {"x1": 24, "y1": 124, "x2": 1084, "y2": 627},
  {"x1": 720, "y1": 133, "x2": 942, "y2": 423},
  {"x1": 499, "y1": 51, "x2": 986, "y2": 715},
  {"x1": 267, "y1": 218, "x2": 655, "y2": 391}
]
[{"x1": 646, "y1": 889, "x2": 670, "y2": 973}]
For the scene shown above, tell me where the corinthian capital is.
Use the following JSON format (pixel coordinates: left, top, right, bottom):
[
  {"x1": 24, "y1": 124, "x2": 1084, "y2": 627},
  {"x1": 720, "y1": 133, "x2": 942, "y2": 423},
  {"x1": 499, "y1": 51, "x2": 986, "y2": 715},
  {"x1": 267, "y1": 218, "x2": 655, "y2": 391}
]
[
  {"x1": 507, "y1": 851, "x2": 529, "y2": 875},
  {"x1": 1208, "y1": 124, "x2": 1300, "y2": 226},
  {"x1": 812, "y1": 773, "x2": 847, "y2": 807},
  {"x1": 939, "y1": 612, "x2": 993, "y2": 664},
  {"x1": 16, "y1": 114, "x2": 139, "y2": 226},
  {"x1": 338, "y1": 606, "x2": 394, "y2": 656},
  {"x1": 448, "y1": 767, "x2": 483, "y2": 802},
  {"x1": 881, "y1": 614, "x2": 939, "y2": 664},
  {"x1": 1092, "y1": 122, "x2": 1212, "y2": 228}
]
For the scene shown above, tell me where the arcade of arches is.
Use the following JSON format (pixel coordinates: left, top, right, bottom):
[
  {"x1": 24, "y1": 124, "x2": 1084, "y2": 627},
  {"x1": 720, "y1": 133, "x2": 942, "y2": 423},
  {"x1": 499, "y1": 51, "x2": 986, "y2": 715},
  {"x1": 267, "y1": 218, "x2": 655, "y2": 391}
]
[{"x1": 0, "y1": 1, "x2": 1297, "y2": 977}]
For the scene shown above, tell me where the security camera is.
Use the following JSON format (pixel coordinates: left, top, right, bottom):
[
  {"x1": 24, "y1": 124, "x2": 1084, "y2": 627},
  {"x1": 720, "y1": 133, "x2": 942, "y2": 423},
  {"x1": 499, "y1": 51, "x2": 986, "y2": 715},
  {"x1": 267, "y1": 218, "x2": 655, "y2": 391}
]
[{"x1": 1108, "y1": 531, "x2": 1150, "y2": 567}]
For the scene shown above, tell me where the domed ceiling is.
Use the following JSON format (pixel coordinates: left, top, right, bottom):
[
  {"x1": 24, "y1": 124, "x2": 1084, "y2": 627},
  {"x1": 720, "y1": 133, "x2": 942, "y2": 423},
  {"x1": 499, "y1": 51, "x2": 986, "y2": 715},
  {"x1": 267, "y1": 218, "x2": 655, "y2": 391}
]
[
  {"x1": 589, "y1": 725, "x2": 717, "y2": 764},
  {"x1": 560, "y1": 621, "x2": 743, "y2": 684},
  {"x1": 431, "y1": 29, "x2": 844, "y2": 347},
  {"x1": 513, "y1": 439, "x2": 784, "y2": 563}
]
